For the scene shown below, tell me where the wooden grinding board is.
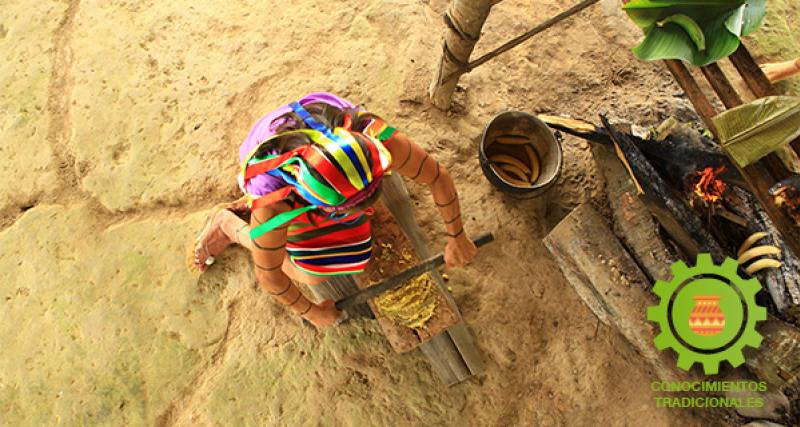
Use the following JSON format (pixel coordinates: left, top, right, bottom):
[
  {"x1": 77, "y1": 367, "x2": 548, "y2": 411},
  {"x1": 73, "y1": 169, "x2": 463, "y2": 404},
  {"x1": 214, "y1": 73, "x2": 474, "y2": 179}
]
[{"x1": 357, "y1": 202, "x2": 458, "y2": 353}]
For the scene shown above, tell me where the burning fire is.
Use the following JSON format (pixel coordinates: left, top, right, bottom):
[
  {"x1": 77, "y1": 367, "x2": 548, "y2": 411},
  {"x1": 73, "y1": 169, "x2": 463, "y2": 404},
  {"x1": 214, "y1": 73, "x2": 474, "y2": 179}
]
[{"x1": 693, "y1": 166, "x2": 727, "y2": 205}]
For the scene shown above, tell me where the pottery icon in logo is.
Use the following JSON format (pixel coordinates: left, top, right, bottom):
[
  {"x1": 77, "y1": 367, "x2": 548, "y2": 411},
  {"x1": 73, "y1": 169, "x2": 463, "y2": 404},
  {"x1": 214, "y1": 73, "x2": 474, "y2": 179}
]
[{"x1": 688, "y1": 296, "x2": 726, "y2": 336}]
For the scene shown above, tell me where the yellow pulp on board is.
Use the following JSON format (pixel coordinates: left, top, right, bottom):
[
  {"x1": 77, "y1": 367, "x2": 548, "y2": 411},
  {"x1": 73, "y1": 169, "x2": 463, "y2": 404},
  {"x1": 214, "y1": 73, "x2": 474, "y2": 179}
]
[
  {"x1": 373, "y1": 272, "x2": 438, "y2": 330},
  {"x1": 373, "y1": 243, "x2": 438, "y2": 329}
]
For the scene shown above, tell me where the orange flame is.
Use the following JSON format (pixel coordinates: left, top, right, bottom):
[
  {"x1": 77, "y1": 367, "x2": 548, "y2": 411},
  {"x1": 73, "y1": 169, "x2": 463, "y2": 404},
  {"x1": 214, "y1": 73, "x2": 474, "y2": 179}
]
[{"x1": 693, "y1": 166, "x2": 727, "y2": 204}]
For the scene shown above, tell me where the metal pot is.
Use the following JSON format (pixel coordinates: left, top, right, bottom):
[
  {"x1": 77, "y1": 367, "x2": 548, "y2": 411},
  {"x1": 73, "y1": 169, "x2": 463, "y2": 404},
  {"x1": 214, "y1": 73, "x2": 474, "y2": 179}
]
[{"x1": 479, "y1": 111, "x2": 563, "y2": 198}]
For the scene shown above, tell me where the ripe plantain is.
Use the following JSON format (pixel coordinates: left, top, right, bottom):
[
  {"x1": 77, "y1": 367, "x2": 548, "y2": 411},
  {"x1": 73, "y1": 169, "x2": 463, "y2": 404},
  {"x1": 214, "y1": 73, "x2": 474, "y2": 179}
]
[
  {"x1": 490, "y1": 154, "x2": 531, "y2": 175},
  {"x1": 499, "y1": 164, "x2": 530, "y2": 182},
  {"x1": 490, "y1": 164, "x2": 529, "y2": 187},
  {"x1": 737, "y1": 231, "x2": 768, "y2": 258},
  {"x1": 495, "y1": 135, "x2": 531, "y2": 144},
  {"x1": 745, "y1": 259, "x2": 783, "y2": 276},
  {"x1": 737, "y1": 245, "x2": 781, "y2": 265},
  {"x1": 524, "y1": 144, "x2": 541, "y2": 183}
]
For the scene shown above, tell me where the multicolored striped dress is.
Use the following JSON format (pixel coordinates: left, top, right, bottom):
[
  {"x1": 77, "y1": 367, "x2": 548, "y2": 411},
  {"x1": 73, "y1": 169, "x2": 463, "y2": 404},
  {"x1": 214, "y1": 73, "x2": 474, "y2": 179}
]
[
  {"x1": 239, "y1": 93, "x2": 397, "y2": 276},
  {"x1": 284, "y1": 203, "x2": 375, "y2": 276}
]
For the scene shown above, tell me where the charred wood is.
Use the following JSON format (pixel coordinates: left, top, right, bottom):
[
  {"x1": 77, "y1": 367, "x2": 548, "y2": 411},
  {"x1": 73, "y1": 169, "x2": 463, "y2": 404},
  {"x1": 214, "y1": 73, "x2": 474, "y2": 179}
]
[{"x1": 601, "y1": 115, "x2": 726, "y2": 261}]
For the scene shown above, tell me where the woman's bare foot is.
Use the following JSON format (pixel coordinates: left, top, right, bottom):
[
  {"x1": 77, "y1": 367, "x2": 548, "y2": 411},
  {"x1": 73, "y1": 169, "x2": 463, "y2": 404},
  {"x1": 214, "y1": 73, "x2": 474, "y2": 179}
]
[{"x1": 193, "y1": 209, "x2": 239, "y2": 272}]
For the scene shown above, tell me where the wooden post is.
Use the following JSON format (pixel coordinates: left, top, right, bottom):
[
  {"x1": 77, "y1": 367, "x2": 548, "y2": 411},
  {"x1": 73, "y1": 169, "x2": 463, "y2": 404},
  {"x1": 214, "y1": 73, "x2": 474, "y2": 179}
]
[{"x1": 429, "y1": 0, "x2": 493, "y2": 109}]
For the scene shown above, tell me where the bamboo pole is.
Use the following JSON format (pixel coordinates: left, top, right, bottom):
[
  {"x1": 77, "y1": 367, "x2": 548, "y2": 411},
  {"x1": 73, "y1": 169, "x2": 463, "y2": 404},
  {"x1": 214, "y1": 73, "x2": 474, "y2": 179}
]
[{"x1": 429, "y1": 0, "x2": 493, "y2": 109}]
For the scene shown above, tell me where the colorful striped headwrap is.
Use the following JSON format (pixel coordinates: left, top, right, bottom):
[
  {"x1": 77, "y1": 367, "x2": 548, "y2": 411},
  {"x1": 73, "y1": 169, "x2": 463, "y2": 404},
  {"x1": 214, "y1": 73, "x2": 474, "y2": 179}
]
[{"x1": 241, "y1": 102, "x2": 392, "y2": 240}]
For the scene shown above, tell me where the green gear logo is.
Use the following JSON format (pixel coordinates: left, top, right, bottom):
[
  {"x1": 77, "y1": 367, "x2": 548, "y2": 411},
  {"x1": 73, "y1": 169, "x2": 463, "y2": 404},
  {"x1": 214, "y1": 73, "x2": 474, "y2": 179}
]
[{"x1": 648, "y1": 254, "x2": 767, "y2": 375}]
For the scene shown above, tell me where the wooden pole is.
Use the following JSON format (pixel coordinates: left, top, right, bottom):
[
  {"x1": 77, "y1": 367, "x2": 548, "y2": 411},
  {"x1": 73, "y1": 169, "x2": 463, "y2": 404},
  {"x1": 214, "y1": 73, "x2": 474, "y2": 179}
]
[{"x1": 429, "y1": 0, "x2": 493, "y2": 110}]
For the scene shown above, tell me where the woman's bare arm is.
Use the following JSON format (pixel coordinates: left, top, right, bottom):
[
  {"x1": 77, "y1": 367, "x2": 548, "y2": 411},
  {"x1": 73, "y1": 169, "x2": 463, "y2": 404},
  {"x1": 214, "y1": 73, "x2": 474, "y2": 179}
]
[
  {"x1": 385, "y1": 131, "x2": 477, "y2": 266},
  {"x1": 248, "y1": 203, "x2": 340, "y2": 327}
]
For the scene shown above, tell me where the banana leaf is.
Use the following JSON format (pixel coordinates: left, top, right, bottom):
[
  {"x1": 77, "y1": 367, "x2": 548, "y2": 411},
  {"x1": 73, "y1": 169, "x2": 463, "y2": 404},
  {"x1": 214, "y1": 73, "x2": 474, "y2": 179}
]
[
  {"x1": 712, "y1": 96, "x2": 800, "y2": 167},
  {"x1": 623, "y1": 0, "x2": 766, "y2": 66}
]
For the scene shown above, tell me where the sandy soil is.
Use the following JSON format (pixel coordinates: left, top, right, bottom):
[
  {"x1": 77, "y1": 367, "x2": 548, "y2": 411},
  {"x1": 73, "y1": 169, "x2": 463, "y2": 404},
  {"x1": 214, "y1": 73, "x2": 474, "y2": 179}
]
[{"x1": 2, "y1": 0, "x2": 796, "y2": 425}]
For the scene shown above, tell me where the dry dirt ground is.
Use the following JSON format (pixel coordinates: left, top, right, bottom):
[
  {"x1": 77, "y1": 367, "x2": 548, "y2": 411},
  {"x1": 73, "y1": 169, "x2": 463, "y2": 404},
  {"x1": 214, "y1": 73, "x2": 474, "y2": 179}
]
[{"x1": 1, "y1": 0, "x2": 796, "y2": 426}]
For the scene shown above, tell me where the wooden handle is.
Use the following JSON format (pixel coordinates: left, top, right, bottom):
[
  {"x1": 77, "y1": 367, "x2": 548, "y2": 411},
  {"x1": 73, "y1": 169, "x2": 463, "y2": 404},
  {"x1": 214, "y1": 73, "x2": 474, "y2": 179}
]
[{"x1": 335, "y1": 232, "x2": 495, "y2": 312}]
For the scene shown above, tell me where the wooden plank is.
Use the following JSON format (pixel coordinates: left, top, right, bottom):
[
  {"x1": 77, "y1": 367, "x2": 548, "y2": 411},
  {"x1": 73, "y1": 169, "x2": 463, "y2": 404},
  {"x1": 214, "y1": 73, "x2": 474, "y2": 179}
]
[
  {"x1": 381, "y1": 173, "x2": 484, "y2": 376},
  {"x1": 701, "y1": 63, "x2": 743, "y2": 109},
  {"x1": 380, "y1": 174, "x2": 462, "y2": 312},
  {"x1": 379, "y1": 173, "x2": 483, "y2": 381},
  {"x1": 360, "y1": 203, "x2": 459, "y2": 353},
  {"x1": 543, "y1": 203, "x2": 692, "y2": 381},
  {"x1": 440, "y1": 321, "x2": 484, "y2": 375},
  {"x1": 664, "y1": 59, "x2": 718, "y2": 129},
  {"x1": 419, "y1": 333, "x2": 471, "y2": 386}
]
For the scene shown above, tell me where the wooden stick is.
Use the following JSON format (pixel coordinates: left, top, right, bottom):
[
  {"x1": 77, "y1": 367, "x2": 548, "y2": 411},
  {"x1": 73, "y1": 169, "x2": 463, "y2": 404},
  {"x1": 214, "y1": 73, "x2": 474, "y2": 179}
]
[
  {"x1": 700, "y1": 63, "x2": 743, "y2": 109},
  {"x1": 336, "y1": 233, "x2": 494, "y2": 311},
  {"x1": 729, "y1": 44, "x2": 776, "y2": 98},
  {"x1": 663, "y1": 59, "x2": 718, "y2": 131},
  {"x1": 441, "y1": 0, "x2": 600, "y2": 84}
]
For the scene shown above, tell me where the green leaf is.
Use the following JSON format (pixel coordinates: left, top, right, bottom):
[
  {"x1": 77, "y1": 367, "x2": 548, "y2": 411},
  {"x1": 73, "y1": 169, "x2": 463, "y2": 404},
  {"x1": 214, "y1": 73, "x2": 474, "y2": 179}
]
[
  {"x1": 725, "y1": 4, "x2": 745, "y2": 35},
  {"x1": 632, "y1": 24, "x2": 700, "y2": 64},
  {"x1": 702, "y1": 9, "x2": 743, "y2": 65},
  {"x1": 623, "y1": 1, "x2": 742, "y2": 27},
  {"x1": 657, "y1": 13, "x2": 706, "y2": 51},
  {"x1": 623, "y1": 0, "x2": 766, "y2": 66},
  {"x1": 740, "y1": 0, "x2": 766, "y2": 36},
  {"x1": 713, "y1": 96, "x2": 800, "y2": 167},
  {"x1": 624, "y1": 0, "x2": 745, "y2": 8}
]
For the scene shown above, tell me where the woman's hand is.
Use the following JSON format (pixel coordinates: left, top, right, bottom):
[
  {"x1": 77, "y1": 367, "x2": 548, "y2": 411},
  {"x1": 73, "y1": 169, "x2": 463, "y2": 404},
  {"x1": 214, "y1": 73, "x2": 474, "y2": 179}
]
[
  {"x1": 302, "y1": 300, "x2": 342, "y2": 329},
  {"x1": 444, "y1": 233, "x2": 477, "y2": 268}
]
